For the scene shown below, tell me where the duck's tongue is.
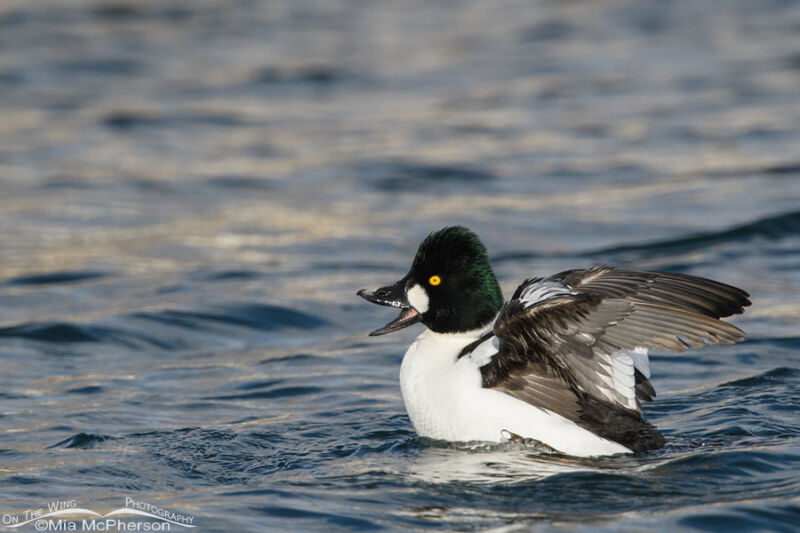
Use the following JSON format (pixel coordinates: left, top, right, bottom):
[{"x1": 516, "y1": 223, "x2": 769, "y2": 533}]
[{"x1": 367, "y1": 306, "x2": 420, "y2": 336}]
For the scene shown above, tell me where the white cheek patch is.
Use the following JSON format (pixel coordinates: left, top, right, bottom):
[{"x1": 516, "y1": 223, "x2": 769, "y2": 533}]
[{"x1": 406, "y1": 284, "x2": 430, "y2": 314}]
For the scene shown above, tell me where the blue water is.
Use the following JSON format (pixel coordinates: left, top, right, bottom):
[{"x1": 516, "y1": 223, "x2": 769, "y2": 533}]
[{"x1": 1, "y1": 0, "x2": 800, "y2": 531}]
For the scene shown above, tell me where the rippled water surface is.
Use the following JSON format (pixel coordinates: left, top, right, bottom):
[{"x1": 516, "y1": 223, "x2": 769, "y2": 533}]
[{"x1": 2, "y1": 0, "x2": 800, "y2": 531}]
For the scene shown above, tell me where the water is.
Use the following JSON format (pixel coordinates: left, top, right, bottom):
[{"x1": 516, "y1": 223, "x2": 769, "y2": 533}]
[{"x1": 1, "y1": 0, "x2": 800, "y2": 530}]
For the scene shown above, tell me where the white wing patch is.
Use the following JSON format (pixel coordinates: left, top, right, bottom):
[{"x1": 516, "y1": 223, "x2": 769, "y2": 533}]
[
  {"x1": 629, "y1": 346, "x2": 650, "y2": 379},
  {"x1": 611, "y1": 351, "x2": 636, "y2": 410},
  {"x1": 592, "y1": 347, "x2": 650, "y2": 411},
  {"x1": 468, "y1": 335, "x2": 500, "y2": 368},
  {"x1": 519, "y1": 280, "x2": 574, "y2": 307}
]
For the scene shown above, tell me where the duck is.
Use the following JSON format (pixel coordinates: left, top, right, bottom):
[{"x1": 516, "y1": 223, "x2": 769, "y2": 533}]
[{"x1": 357, "y1": 226, "x2": 750, "y2": 457}]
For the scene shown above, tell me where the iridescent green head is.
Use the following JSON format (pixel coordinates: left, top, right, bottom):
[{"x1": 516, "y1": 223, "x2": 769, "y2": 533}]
[{"x1": 358, "y1": 226, "x2": 503, "y2": 335}]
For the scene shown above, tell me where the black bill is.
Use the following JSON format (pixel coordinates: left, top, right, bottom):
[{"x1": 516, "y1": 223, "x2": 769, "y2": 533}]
[{"x1": 357, "y1": 275, "x2": 421, "y2": 336}]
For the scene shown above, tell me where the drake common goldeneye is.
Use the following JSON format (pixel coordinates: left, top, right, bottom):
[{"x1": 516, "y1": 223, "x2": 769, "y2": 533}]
[{"x1": 358, "y1": 226, "x2": 750, "y2": 457}]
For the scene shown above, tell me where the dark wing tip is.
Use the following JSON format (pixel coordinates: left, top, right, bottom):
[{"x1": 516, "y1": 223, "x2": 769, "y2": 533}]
[{"x1": 551, "y1": 266, "x2": 752, "y2": 319}]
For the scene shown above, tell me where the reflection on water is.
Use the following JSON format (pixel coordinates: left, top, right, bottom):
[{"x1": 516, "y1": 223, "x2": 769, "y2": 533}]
[
  {"x1": 406, "y1": 443, "x2": 613, "y2": 485},
  {"x1": 1, "y1": 0, "x2": 799, "y2": 530}
]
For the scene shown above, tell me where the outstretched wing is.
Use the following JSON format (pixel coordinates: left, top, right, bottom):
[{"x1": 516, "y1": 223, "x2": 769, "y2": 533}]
[
  {"x1": 481, "y1": 267, "x2": 750, "y2": 414},
  {"x1": 548, "y1": 266, "x2": 750, "y2": 320}
]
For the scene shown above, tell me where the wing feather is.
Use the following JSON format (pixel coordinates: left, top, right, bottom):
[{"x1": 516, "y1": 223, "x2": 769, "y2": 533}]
[
  {"x1": 482, "y1": 267, "x2": 750, "y2": 418},
  {"x1": 552, "y1": 266, "x2": 750, "y2": 319}
]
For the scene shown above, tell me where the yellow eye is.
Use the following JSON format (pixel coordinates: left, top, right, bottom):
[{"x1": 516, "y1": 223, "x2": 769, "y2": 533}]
[{"x1": 428, "y1": 275, "x2": 441, "y2": 286}]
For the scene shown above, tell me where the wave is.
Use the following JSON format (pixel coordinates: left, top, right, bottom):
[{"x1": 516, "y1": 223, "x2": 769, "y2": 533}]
[
  {"x1": 48, "y1": 433, "x2": 114, "y2": 449},
  {"x1": 588, "y1": 210, "x2": 800, "y2": 259},
  {"x1": 4, "y1": 270, "x2": 107, "y2": 286},
  {"x1": 0, "y1": 303, "x2": 329, "y2": 347},
  {"x1": 102, "y1": 110, "x2": 246, "y2": 131},
  {"x1": 719, "y1": 366, "x2": 800, "y2": 389},
  {"x1": 249, "y1": 64, "x2": 352, "y2": 86},
  {"x1": 208, "y1": 386, "x2": 325, "y2": 401},
  {"x1": 130, "y1": 303, "x2": 330, "y2": 331},
  {"x1": 354, "y1": 160, "x2": 495, "y2": 192},
  {"x1": 0, "y1": 322, "x2": 105, "y2": 343}
]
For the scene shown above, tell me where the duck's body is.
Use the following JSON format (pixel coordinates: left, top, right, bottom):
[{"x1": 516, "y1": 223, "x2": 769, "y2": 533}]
[
  {"x1": 400, "y1": 327, "x2": 631, "y2": 456},
  {"x1": 358, "y1": 227, "x2": 750, "y2": 457}
]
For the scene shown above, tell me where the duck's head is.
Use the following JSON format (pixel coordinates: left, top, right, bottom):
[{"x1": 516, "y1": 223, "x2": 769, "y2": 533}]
[{"x1": 358, "y1": 226, "x2": 503, "y2": 336}]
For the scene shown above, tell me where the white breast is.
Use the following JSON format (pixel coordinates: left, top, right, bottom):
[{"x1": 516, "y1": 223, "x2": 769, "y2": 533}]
[{"x1": 399, "y1": 329, "x2": 631, "y2": 457}]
